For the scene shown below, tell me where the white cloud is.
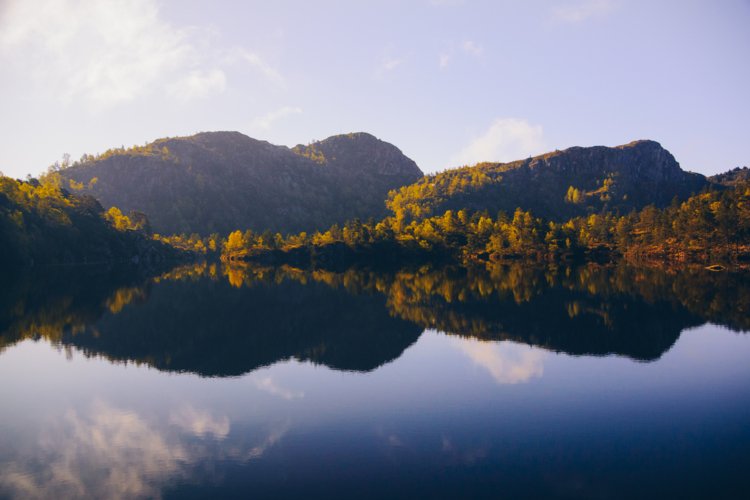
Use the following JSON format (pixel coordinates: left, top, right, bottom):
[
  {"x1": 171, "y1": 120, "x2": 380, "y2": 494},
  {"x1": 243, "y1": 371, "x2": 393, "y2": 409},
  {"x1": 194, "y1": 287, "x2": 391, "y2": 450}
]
[
  {"x1": 438, "y1": 40, "x2": 483, "y2": 69},
  {"x1": 552, "y1": 0, "x2": 616, "y2": 23},
  {"x1": 461, "y1": 40, "x2": 484, "y2": 57},
  {"x1": 0, "y1": 0, "x2": 282, "y2": 108},
  {"x1": 168, "y1": 69, "x2": 227, "y2": 101},
  {"x1": 378, "y1": 56, "x2": 405, "y2": 75},
  {"x1": 0, "y1": 0, "x2": 191, "y2": 107},
  {"x1": 383, "y1": 58, "x2": 403, "y2": 71},
  {"x1": 452, "y1": 338, "x2": 546, "y2": 384},
  {"x1": 234, "y1": 48, "x2": 286, "y2": 87},
  {"x1": 249, "y1": 106, "x2": 303, "y2": 131},
  {"x1": 452, "y1": 118, "x2": 546, "y2": 166},
  {"x1": 439, "y1": 52, "x2": 452, "y2": 69}
]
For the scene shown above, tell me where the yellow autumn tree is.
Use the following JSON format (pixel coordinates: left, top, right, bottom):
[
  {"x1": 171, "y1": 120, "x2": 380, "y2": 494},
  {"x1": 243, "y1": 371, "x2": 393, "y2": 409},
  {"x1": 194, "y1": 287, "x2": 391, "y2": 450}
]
[
  {"x1": 105, "y1": 207, "x2": 132, "y2": 231},
  {"x1": 224, "y1": 230, "x2": 248, "y2": 254}
]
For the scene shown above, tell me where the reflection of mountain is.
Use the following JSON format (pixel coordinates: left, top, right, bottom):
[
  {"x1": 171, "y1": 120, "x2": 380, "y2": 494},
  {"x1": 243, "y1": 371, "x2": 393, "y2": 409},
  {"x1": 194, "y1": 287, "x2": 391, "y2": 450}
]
[
  {"x1": 1, "y1": 262, "x2": 748, "y2": 375},
  {"x1": 261, "y1": 263, "x2": 749, "y2": 361},
  {"x1": 397, "y1": 285, "x2": 698, "y2": 361},
  {"x1": 64, "y1": 276, "x2": 422, "y2": 376}
]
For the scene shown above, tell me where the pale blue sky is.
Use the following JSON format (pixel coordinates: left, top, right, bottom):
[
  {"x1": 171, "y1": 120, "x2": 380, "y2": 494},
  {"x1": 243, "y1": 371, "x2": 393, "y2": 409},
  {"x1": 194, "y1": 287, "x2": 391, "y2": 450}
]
[{"x1": 0, "y1": 0, "x2": 747, "y2": 179}]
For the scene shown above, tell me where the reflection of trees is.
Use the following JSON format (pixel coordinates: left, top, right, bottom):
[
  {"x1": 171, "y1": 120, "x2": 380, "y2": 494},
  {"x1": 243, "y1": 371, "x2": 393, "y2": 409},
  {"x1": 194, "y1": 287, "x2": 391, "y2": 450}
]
[
  {"x1": 217, "y1": 261, "x2": 750, "y2": 332},
  {"x1": 1, "y1": 265, "x2": 423, "y2": 376},
  {"x1": 387, "y1": 269, "x2": 698, "y2": 361},
  {"x1": 0, "y1": 266, "x2": 154, "y2": 351},
  {"x1": 237, "y1": 262, "x2": 749, "y2": 360},
  {"x1": 154, "y1": 261, "x2": 214, "y2": 283},
  {"x1": 1, "y1": 261, "x2": 748, "y2": 374},
  {"x1": 64, "y1": 272, "x2": 422, "y2": 376}
]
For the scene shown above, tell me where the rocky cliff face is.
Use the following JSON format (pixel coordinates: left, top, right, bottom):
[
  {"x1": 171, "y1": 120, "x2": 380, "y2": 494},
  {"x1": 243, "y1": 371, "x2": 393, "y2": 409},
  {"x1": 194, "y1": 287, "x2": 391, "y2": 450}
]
[
  {"x1": 388, "y1": 140, "x2": 709, "y2": 222},
  {"x1": 523, "y1": 140, "x2": 707, "y2": 209},
  {"x1": 61, "y1": 132, "x2": 423, "y2": 235}
]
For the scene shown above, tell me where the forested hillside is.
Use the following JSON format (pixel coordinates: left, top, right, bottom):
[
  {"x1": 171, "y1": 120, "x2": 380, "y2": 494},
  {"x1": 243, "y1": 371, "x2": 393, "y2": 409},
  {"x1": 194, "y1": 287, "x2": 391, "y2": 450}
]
[
  {"x1": 17, "y1": 133, "x2": 747, "y2": 269},
  {"x1": 710, "y1": 166, "x2": 750, "y2": 186},
  {"x1": 0, "y1": 174, "x2": 179, "y2": 267},
  {"x1": 387, "y1": 140, "x2": 707, "y2": 225},
  {"x1": 59, "y1": 131, "x2": 422, "y2": 235},
  {"x1": 221, "y1": 178, "x2": 750, "y2": 267}
]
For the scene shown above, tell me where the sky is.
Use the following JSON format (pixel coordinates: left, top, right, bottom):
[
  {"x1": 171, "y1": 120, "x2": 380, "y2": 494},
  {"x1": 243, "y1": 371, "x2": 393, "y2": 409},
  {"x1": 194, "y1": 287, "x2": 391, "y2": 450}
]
[{"x1": 0, "y1": 0, "x2": 748, "y2": 179}]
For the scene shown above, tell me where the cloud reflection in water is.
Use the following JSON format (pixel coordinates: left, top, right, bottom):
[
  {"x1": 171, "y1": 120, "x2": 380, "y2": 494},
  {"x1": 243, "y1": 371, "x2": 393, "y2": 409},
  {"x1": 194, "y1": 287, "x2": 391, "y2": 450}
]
[
  {"x1": 451, "y1": 337, "x2": 546, "y2": 384},
  {"x1": 0, "y1": 400, "x2": 285, "y2": 500}
]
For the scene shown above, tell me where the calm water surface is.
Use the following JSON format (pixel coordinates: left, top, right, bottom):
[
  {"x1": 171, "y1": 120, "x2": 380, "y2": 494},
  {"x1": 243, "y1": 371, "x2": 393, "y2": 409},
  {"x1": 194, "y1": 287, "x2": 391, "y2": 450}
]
[{"x1": 0, "y1": 262, "x2": 748, "y2": 499}]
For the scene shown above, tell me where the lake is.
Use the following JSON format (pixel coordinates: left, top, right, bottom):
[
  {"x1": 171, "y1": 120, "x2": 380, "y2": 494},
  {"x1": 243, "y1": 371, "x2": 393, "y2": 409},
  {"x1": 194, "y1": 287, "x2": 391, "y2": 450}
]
[{"x1": 1, "y1": 262, "x2": 749, "y2": 499}]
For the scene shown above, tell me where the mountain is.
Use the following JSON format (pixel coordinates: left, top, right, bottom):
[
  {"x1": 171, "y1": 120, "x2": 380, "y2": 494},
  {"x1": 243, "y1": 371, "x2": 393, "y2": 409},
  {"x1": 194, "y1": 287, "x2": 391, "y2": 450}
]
[
  {"x1": 60, "y1": 131, "x2": 422, "y2": 235},
  {"x1": 387, "y1": 140, "x2": 708, "y2": 223}
]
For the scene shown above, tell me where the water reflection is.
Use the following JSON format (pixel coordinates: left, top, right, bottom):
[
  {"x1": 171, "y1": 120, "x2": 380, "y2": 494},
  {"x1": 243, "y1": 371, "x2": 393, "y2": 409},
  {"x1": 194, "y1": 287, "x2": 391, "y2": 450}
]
[
  {"x1": 1, "y1": 401, "x2": 190, "y2": 500},
  {"x1": 450, "y1": 338, "x2": 546, "y2": 384},
  {"x1": 0, "y1": 398, "x2": 291, "y2": 500},
  {"x1": 1, "y1": 261, "x2": 748, "y2": 378},
  {"x1": 2, "y1": 262, "x2": 749, "y2": 499},
  {"x1": 169, "y1": 405, "x2": 230, "y2": 439},
  {"x1": 252, "y1": 375, "x2": 305, "y2": 400}
]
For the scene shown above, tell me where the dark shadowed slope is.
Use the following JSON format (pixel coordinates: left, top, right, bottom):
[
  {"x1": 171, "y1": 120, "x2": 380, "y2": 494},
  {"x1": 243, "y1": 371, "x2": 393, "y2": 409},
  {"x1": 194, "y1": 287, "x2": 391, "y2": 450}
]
[{"x1": 60, "y1": 131, "x2": 422, "y2": 235}]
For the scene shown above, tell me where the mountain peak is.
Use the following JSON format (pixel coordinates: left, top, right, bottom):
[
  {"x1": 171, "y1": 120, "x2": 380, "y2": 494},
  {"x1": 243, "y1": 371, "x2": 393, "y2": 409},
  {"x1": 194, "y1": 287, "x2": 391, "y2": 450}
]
[
  {"x1": 166, "y1": 131, "x2": 280, "y2": 152},
  {"x1": 316, "y1": 131, "x2": 378, "y2": 143},
  {"x1": 616, "y1": 139, "x2": 664, "y2": 150},
  {"x1": 388, "y1": 141, "x2": 707, "y2": 222},
  {"x1": 60, "y1": 131, "x2": 423, "y2": 234},
  {"x1": 190, "y1": 130, "x2": 249, "y2": 140},
  {"x1": 293, "y1": 133, "x2": 422, "y2": 178}
]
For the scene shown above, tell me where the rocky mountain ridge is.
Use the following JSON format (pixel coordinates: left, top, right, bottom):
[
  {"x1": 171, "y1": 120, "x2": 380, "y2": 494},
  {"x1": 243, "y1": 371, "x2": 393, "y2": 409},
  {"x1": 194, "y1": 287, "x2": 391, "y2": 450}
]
[
  {"x1": 61, "y1": 131, "x2": 423, "y2": 235},
  {"x1": 387, "y1": 140, "x2": 709, "y2": 223}
]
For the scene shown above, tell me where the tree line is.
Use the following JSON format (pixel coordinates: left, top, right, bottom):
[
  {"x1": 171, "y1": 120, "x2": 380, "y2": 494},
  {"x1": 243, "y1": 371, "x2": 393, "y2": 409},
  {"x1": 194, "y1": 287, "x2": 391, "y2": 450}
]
[{"x1": 218, "y1": 181, "x2": 750, "y2": 267}]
